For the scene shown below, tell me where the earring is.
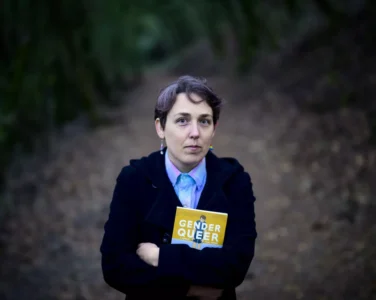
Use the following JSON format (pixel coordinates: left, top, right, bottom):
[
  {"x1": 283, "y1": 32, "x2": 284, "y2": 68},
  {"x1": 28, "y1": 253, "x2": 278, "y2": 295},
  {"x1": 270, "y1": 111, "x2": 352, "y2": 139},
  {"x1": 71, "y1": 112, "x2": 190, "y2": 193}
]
[
  {"x1": 209, "y1": 145, "x2": 214, "y2": 151},
  {"x1": 160, "y1": 139, "x2": 164, "y2": 155}
]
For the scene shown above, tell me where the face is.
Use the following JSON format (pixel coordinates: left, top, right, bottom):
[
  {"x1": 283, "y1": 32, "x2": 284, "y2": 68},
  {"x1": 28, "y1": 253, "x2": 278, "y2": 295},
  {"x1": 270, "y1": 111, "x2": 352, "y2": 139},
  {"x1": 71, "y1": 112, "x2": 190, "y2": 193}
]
[{"x1": 155, "y1": 92, "x2": 216, "y2": 173}]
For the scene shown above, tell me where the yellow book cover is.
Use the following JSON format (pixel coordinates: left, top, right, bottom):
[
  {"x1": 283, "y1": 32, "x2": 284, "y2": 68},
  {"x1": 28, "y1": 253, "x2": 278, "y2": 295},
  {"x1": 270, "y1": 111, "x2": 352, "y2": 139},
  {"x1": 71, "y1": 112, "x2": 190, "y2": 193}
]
[{"x1": 171, "y1": 207, "x2": 228, "y2": 250}]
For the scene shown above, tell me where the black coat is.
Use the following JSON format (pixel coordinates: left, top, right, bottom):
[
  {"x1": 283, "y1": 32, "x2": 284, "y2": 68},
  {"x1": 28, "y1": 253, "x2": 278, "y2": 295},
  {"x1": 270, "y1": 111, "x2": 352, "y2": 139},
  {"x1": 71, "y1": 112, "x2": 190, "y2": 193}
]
[{"x1": 100, "y1": 149, "x2": 257, "y2": 300}]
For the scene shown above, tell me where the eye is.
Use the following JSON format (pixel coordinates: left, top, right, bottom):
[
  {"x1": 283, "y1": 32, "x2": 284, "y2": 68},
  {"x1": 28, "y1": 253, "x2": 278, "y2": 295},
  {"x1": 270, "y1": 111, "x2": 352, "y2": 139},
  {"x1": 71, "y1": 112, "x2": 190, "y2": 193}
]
[
  {"x1": 200, "y1": 119, "x2": 212, "y2": 126},
  {"x1": 176, "y1": 117, "x2": 188, "y2": 125}
]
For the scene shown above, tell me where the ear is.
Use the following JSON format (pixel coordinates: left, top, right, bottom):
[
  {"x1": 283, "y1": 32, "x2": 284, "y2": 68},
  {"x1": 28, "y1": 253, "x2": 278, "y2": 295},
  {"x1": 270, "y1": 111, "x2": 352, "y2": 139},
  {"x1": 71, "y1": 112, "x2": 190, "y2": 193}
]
[
  {"x1": 155, "y1": 118, "x2": 165, "y2": 139},
  {"x1": 212, "y1": 122, "x2": 218, "y2": 138}
]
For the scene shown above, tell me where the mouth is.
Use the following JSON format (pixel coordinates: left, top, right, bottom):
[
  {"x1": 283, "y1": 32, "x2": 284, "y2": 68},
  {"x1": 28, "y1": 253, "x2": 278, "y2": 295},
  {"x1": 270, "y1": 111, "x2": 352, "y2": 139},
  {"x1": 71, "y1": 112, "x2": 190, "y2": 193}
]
[{"x1": 185, "y1": 145, "x2": 201, "y2": 149}]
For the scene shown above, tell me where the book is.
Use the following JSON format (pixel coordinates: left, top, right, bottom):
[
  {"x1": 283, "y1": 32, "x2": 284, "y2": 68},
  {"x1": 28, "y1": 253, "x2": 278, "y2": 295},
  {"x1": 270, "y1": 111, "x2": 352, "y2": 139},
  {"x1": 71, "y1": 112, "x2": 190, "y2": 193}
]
[{"x1": 171, "y1": 207, "x2": 228, "y2": 250}]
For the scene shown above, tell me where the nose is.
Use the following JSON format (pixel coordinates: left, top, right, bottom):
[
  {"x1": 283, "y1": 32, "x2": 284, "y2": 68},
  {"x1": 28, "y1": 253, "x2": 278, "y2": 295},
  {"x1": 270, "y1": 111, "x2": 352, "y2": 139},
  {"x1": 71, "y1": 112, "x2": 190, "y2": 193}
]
[{"x1": 189, "y1": 122, "x2": 199, "y2": 139}]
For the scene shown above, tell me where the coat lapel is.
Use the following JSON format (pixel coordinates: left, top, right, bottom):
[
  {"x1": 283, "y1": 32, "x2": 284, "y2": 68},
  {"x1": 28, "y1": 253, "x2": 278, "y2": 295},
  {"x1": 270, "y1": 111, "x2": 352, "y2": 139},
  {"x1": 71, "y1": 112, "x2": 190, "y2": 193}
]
[
  {"x1": 143, "y1": 151, "x2": 181, "y2": 232},
  {"x1": 144, "y1": 181, "x2": 182, "y2": 232},
  {"x1": 196, "y1": 151, "x2": 230, "y2": 214},
  {"x1": 142, "y1": 149, "x2": 232, "y2": 232}
]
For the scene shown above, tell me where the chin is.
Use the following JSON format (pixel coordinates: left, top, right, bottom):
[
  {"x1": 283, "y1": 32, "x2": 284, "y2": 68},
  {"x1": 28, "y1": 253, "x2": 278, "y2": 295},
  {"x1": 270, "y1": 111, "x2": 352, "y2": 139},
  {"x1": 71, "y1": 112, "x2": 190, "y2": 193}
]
[{"x1": 183, "y1": 154, "x2": 204, "y2": 164}]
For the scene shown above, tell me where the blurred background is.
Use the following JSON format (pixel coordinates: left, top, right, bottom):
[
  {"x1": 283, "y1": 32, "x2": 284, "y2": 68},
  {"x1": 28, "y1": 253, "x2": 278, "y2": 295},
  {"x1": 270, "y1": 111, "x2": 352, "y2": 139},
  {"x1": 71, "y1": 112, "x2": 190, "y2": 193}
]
[{"x1": 0, "y1": 0, "x2": 375, "y2": 299}]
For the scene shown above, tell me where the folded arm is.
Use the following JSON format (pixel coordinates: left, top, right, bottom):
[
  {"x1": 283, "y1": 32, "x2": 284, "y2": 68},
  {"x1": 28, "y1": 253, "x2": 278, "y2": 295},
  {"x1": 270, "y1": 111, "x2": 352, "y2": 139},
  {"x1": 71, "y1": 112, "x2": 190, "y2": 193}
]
[
  {"x1": 100, "y1": 167, "x2": 159, "y2": 294},
  {"x1": 157, "y1": 172, "x2": 257, "y2": 289},
  {"x1": 101, "y1": 167, "x2": 257, "y2": 294}
]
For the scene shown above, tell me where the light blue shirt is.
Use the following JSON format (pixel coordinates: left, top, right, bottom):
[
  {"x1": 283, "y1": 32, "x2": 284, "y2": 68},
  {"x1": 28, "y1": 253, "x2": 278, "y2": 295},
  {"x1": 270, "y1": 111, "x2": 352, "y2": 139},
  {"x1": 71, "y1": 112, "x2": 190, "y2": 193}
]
[{"x1": 165, "y1": 149, "x2": 207, "y2": 208}]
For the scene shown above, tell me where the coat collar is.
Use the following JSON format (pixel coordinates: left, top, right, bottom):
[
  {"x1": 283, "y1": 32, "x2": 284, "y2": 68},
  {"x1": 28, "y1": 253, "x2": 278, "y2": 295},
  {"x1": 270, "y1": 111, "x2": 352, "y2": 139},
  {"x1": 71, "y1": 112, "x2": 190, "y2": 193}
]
[
  {"x1": 164, "y1": 148, "x2": 207, "y2": 191},
  {"x1": 130, "y1": 148, "x2": 241, "y2": 232}
]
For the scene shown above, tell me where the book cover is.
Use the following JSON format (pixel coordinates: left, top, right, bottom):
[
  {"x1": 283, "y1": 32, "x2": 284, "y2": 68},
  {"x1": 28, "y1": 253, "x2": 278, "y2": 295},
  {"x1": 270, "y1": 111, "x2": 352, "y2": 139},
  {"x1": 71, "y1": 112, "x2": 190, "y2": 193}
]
[{"x1": 171, "y1": 207, "x2": 228, "y2": 250}]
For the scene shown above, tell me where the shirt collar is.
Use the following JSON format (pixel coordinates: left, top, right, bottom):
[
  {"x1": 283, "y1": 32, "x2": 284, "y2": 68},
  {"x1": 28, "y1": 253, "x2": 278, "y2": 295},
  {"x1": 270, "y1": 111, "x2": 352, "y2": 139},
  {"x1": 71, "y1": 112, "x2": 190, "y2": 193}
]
[{"x1": 165, "y1": 149, "x2": 206, "y2": 189}]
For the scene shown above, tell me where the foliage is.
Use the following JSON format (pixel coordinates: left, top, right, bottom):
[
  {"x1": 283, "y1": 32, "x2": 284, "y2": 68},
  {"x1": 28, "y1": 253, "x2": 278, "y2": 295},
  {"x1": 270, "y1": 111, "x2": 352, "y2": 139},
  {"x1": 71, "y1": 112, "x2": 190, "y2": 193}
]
[{"x1": 0, "y1": 0, "x2": 372, "y2": 187}]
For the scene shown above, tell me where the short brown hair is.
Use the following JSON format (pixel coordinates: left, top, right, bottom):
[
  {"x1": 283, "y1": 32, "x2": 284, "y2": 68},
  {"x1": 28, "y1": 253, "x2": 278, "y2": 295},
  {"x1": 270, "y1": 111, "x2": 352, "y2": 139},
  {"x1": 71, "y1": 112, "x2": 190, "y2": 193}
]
[{"x1": 154, "y1": 75, "x2": 222, "y2": 129}]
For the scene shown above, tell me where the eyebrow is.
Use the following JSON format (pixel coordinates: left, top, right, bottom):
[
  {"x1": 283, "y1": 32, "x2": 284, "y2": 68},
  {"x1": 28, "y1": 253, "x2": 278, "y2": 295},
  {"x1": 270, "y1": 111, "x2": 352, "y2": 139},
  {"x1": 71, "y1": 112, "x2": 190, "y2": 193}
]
[{"x1": 174, "y1": 113, "x2": 213, "y2": 118}]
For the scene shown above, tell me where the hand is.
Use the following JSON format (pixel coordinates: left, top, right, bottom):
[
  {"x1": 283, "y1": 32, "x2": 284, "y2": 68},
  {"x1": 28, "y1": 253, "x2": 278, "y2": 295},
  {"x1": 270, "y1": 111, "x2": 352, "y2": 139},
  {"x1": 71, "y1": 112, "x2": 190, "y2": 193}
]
[
  {"x1": 187, "y1": 285, "x2": 223, "y2": 299},
  {"x1": 136, "y1": 243, "x2": 160, "y2": 267}
]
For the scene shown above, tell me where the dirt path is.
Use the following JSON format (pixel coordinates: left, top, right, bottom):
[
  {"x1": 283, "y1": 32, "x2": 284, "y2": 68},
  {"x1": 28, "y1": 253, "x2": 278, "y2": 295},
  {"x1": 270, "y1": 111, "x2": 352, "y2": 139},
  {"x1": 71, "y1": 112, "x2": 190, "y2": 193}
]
[{"x1": 1, "y1": 52, "x2": 375, "y2": 300}]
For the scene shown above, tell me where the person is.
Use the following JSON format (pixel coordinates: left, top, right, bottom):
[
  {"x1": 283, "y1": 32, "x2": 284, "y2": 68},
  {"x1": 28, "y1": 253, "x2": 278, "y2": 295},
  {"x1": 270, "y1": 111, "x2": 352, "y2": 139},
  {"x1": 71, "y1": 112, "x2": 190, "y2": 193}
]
[
  {"x1": 100, "y1": 75, "x2": 257, "y2": 300},
  {"x1": 192, "y1": 215, "x2": 207, "y2": 250}
]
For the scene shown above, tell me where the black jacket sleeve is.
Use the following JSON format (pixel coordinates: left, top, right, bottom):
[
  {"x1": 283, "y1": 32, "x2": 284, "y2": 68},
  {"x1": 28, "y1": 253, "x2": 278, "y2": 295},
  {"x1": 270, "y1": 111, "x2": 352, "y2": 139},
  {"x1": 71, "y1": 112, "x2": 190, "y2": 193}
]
[
  {"x1": 100, "y1": 166, "x2": 158, "y2": 294},
  {"x1": 156, "y1": 172, "x2": 257, "y2": 289}
]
